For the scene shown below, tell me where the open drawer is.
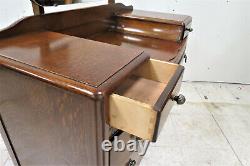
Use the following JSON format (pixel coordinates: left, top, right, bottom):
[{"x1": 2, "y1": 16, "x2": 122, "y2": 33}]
[{"x1": 109, "y1": 59, "x2": 185, "y2": 142}]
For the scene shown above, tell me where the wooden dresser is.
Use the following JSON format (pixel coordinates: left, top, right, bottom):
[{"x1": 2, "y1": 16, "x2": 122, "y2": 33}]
[{"x1": 0, "y1": 2, "x2": 192, "y2": 166}]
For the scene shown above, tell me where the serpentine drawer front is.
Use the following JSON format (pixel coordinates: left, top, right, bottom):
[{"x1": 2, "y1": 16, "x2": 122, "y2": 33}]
[{"x1": 109, "y1": 59, "x2": 185, "y2": 142}]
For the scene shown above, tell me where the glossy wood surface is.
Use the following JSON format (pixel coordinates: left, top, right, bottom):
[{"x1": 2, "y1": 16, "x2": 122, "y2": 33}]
[
  {"x1": 0, "y1": 3, "x2": 191, "y2": 65},
  {"x1": 0, "y1": 3, "x2": 132, "y2": 39},
  {"x1": 0, "y1": 31, "x2": 149, "y2": 98},
  {"x1": 116, "y1": 9, "x2": 192, "y2": 42},
  {"x1": 0, "y1": 3, "x2": 192, "y2": 165},
  {"x1": 0, "y1": 66, "x2": 106, "y2": 165},
  {"x1": 0, "y1": 31, "x2": 143, "y2": 87},
  {"x1": 115, "y1": 17, "x2": 184, "y2": 41},
  {"x1": 88, "y1": 31, "x2": 187, "y2": 63}
]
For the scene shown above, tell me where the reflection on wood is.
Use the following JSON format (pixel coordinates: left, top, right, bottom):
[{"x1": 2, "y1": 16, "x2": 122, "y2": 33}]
[{"x1": 0, "y1": 3, "x2": 192, "y2": 165}]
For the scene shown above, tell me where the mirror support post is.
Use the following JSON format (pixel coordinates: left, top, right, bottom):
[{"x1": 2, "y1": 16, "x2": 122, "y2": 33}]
[
  {"x1": 108, "y1": 0, "x2": 115, "y2": 4},
  {"x1": 31, "y1": 0, "x2": 45, "y2": 15}
]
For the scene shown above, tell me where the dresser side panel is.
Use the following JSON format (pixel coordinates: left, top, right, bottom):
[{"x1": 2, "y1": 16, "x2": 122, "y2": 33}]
[{"x1": 0, "y1": 66, "x2": 105, "y2": 165}]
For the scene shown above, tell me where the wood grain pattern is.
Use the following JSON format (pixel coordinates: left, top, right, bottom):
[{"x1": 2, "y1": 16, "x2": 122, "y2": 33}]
[
  {"x1": 0, "y1": 66, "x2": 105, "y2": 165},
  {"x1": 0, "y1": 3, "x2": 191, "y2": 64},
  {"x1": 0, "y1": 31, "x2": 147, "y2": 98},
  {"x1": 0, "y1": 3, "x2": 192, "y2": 165}
]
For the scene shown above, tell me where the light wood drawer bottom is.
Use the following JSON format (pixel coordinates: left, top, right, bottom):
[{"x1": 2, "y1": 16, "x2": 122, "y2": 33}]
[{"x1": 109, "y1": 59, "x2": 184, "y2": 142}]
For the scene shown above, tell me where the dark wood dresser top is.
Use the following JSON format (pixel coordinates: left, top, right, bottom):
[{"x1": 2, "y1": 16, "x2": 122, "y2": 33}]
[
  {"x1": 88, "y1": 31, "x2": 187, "y2": 63},
  {"x1": 0, "y1": 31, "x2": 147, "y2": 98}
]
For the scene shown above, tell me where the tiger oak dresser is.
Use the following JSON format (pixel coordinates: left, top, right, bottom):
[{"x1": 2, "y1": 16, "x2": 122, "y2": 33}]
[{"x1": 0, "y1": 2, "x2": 192, "y2": 165}]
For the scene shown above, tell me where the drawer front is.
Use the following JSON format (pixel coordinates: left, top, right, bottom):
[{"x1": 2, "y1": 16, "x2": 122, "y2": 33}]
[
  {"x1": 115, "y1": 18, "x2": 184, "y2": 42},
  {"x1": 153, "y1": 74, "x2": 183, "y2": 140},
  {"x1": 109, "y1": 132, "x2": 143, "y2": 166},
  {"x1": 109, "y1": 59, "x2": 185, "y2": 142}
]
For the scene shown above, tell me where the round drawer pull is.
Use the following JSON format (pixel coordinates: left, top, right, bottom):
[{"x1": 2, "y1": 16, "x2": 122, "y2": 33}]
[
  {"x1": 128, "y1": 159, "x2": 136, "y2": 166},
  {"x1": 185, "y1": 27, "x2": 193, "y2": 32},
  {"x1": 173, "y1": 94, "x2": 186, "y2": 105}
]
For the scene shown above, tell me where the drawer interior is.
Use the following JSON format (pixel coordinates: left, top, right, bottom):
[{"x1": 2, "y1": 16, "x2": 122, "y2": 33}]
[
  {"x1": 109, "y1": 59, "x2": 183, "y2": 141},
  {"x1": 115, "y1": 75, "x2": 166, "y2": 106},
  {"x1": 115, "y1": 59, "x2": 178, "y2": 106}
]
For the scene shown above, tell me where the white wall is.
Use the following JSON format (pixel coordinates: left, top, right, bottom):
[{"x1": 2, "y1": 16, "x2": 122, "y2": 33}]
[
  {"x1": 0, "y1": 0, "x2": 107, "y2": 29},
  {"x1": 0, "y1": 0, "x2": 250, "y2": 83},
  {"x1": 0, "y1": 1, "x2": 33, "y2": 30},
  {"x1": 118, "y1": 0, "x2": 250, "y2": 84}
]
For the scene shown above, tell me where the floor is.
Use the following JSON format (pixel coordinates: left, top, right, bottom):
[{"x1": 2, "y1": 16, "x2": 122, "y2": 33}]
[
  {"x1": 140, "y1": 82, "x2": 250, "y2": 166},
  {"x1": 0, "y1": 82, "x2": 249, "y2": 166}
]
